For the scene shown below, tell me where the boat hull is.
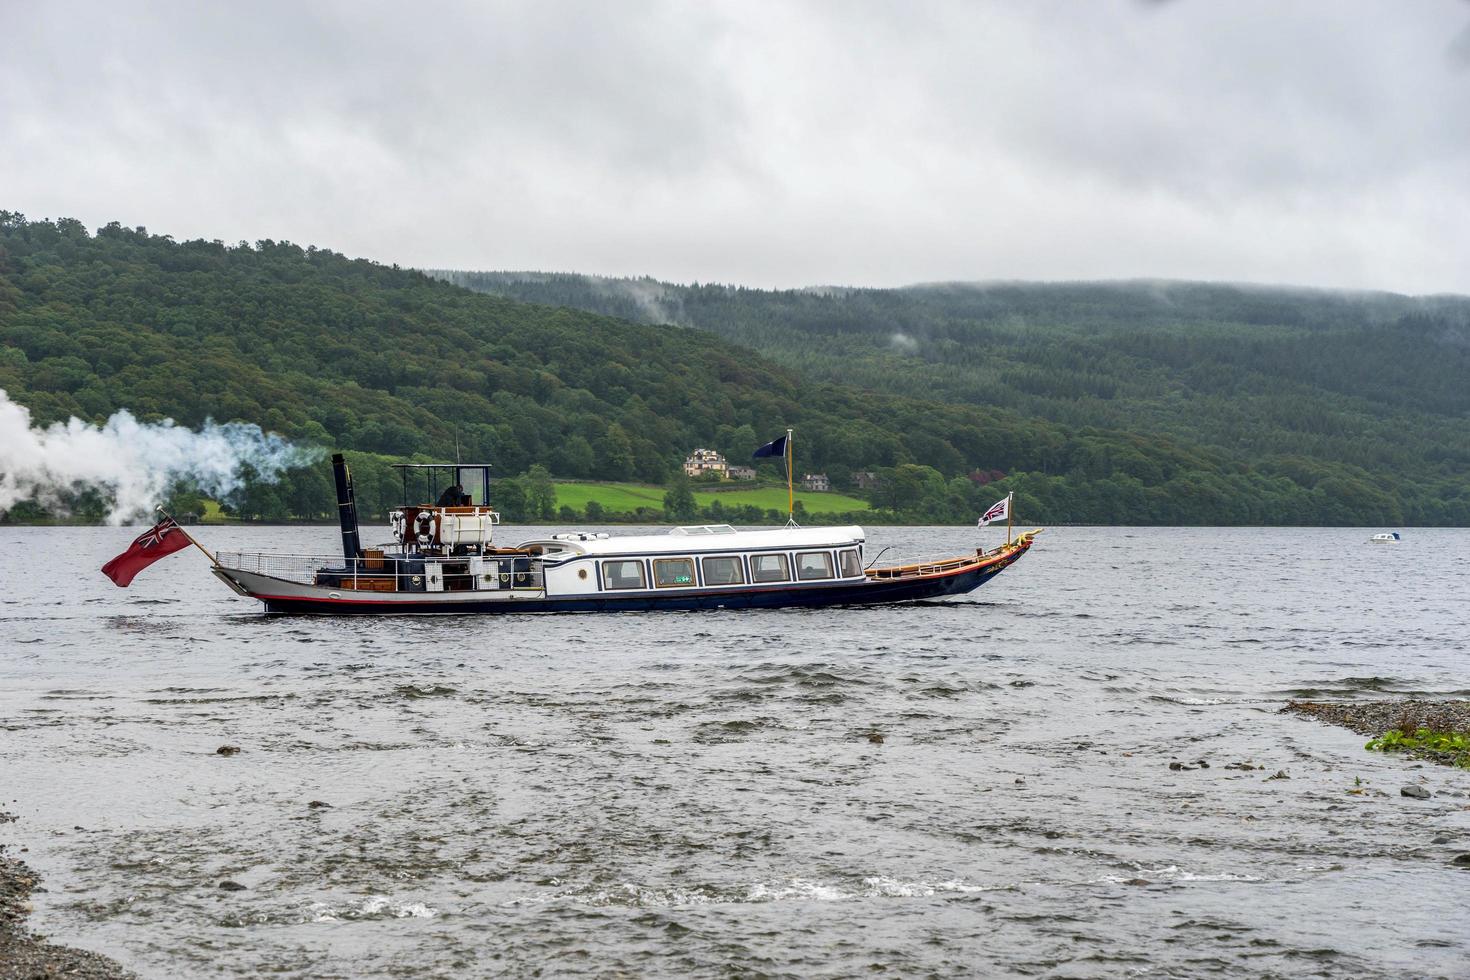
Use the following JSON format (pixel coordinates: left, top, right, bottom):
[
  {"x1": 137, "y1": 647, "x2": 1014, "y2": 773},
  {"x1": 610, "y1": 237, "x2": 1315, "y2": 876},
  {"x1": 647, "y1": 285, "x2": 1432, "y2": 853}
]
[{"x1": 213, "y1": 536, "x2": 1034, "y2": 616}]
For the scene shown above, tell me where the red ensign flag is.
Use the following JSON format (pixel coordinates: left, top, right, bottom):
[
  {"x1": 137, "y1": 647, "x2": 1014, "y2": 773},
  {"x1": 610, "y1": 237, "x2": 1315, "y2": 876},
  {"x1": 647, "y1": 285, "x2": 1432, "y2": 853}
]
[{"x1": 101, "y1": 517, "x2": 191, "y2": 587}]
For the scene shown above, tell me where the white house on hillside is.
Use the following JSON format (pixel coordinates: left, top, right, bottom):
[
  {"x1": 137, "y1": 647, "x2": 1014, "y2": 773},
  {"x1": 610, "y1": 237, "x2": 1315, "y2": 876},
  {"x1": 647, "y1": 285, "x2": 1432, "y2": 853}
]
[{"x1": 683, "y1": 448, "x2": 729, "y2": 478}]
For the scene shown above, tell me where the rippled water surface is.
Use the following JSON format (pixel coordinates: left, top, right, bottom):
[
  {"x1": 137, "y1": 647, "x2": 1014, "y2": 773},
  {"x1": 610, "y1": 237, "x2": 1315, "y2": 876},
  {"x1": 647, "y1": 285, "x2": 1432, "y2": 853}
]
[{"x1": 2, "y1": 525, "x2": 1468, "y2": 978}]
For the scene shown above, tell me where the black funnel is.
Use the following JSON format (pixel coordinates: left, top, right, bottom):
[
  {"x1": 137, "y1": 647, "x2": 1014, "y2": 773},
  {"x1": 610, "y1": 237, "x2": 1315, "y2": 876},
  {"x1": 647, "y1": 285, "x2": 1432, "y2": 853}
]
[{"x1": 331, "y1": 453, "x2": 363, "y2": 563}]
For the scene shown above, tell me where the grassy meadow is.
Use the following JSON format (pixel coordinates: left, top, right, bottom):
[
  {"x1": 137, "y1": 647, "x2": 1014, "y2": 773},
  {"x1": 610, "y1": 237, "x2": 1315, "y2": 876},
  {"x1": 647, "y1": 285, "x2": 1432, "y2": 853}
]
[{"x1": 552, "y1": 481, "x2": 870, "y2": 517}]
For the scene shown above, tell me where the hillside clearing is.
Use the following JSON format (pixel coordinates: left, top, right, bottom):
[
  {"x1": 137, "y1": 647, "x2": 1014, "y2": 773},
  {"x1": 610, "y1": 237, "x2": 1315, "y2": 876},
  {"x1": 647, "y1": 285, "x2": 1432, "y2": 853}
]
[{"x1": 551, "y1": 481, "x2": 870, "y2": 515}]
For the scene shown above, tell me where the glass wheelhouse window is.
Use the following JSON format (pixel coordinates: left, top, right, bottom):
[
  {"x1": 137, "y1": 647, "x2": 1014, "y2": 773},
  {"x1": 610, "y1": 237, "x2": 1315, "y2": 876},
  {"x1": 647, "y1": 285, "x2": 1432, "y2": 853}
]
[
  {"x1": 796, "y1": 551, "x2": 834, "y2": 580},
  {"x1": 839, "y1": 549, "x2": 861, "y2": 578},
  {"x1": 603, "y1": 560, "x2": 646, "y2": 590},
  {"x1": 750, "y1": 553, "x2": 790, "y2": 583},
  {"x1": 653, "y1": 557, "x2": 696, "y2": 587},
  {"x1": 701, "y1": 556, "x2": 744, "y2": 585}
]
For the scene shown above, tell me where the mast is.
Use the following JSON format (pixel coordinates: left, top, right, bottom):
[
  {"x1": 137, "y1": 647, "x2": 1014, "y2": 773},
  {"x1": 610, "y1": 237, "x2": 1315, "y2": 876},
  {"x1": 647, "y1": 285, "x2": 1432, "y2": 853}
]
[{"x1": 1006, "y1": 491, "x2": 1014, "y2": 547}]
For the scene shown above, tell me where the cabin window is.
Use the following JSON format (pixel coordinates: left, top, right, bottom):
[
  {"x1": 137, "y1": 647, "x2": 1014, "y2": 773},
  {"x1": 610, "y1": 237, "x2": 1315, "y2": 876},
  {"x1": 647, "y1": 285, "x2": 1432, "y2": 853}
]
[
  {"x1": 839, "y1": 549, "x2": 861, "y2": 578},
  {"x1": 750, "y1": 553, "x2": 790, "y2": 583},
  {"x1": 603, "y1": 560, "x2": 646, "y2": 590},
  {"x1": 796, "y1": 551, "x2": 834, "y2": 580},
  {"x1": 702, "y1": 556, "x2": 745, "y2": 586},
  {"x1": 653, "y1": 557, "x2": 696, "y2": 588}
]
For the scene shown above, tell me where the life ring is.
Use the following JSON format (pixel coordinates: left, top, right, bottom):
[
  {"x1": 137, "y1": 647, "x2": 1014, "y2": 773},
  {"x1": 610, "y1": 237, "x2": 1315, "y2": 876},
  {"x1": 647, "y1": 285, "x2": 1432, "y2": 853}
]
[{"x1": 414, "y1": 510, "x2": 441, "y2": 546}]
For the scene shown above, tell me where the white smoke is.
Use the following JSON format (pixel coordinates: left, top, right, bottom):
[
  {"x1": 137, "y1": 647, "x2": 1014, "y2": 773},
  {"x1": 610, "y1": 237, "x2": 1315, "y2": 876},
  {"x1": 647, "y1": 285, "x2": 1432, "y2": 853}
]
[{"x1": 0, "y1": 389, "x2": 320, "y2": 524}]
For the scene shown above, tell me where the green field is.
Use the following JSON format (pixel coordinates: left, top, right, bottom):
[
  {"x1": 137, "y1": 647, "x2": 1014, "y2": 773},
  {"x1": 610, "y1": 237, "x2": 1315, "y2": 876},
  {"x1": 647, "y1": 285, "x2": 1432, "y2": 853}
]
[
  {"x1": 552, "y1": 482, "x2": 668, "y2": 512},
  {"x1": 696, "y1": 486, "x2": 869, "y2": 514},
  {"x1": 551, "y1": 481, "x2": 870, "y2": 515}
]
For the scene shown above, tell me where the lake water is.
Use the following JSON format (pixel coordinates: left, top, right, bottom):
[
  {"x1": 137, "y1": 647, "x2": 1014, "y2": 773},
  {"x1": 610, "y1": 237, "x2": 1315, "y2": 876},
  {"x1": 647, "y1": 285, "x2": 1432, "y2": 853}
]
[{"x1": 1, "y1": 525, "x2": 1468, "y2": 978}]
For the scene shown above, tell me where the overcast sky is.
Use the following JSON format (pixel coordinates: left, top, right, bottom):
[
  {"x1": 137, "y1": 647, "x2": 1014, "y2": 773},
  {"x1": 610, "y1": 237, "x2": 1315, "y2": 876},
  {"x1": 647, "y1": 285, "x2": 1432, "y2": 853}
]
[{"x1": 3, "y1": 1, "x2": 1468, "y2": 293}]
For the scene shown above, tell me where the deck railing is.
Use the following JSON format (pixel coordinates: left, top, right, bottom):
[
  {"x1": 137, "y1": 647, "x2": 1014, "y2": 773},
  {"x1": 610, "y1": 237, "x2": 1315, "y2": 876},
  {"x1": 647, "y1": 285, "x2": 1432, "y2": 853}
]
[
  {"x1": 214, "y1": 551, "x2": 545, "y2": 591},
  {"x1": 864, "y1": 541, "x2": 1013, "y2": 581},
  {"x1": 215, "y1": 551, "x2": 329, "y2": 584}
]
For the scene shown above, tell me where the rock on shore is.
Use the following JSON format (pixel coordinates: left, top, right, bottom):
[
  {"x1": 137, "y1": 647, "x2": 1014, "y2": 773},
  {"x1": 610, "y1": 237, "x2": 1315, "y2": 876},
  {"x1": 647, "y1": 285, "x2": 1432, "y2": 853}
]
[{"x1": 1, "y1": 834, "x2": 134, "y2": 980}]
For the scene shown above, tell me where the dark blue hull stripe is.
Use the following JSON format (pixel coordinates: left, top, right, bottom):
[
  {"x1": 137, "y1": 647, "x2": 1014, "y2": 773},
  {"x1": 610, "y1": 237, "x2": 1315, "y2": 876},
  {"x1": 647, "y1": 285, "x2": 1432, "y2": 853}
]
[{"x1": 257, "y1": 550, "x2": 1027, "y2": 615}]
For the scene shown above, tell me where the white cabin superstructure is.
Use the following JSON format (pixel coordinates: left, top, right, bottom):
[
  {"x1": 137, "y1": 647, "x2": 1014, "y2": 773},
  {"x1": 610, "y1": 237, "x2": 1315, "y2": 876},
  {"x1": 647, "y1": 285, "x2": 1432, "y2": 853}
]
[{"x1": 523, "y1": 524, "x2": 867, "y2": 597}]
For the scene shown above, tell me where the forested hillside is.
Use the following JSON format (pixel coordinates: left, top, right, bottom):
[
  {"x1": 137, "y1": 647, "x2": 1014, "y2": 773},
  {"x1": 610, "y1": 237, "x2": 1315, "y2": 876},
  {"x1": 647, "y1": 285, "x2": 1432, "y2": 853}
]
[
  {"x1": 437, "y1": 271, "x2": 1470, "y2": 524},
  {"x1": 1, "y1": 212, "x2": 1465, "y2": 525}
]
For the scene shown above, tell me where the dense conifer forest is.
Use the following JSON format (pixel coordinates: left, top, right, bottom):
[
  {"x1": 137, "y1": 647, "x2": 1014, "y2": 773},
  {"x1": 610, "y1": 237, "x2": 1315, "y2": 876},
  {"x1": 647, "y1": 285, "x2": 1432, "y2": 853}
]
[{"x1": 1, "y1": 212, "x2": 1466, "y2": 525}]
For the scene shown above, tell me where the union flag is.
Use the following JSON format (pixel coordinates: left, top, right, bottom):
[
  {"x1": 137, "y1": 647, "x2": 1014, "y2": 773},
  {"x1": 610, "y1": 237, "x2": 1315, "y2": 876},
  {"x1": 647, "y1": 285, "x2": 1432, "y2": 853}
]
[
  {"x1": 977, "y1": 494, "x2": 1011, "y2": 528},
  {"x1": 101, "y1": 517, "x2": 191, "y2": 587}
]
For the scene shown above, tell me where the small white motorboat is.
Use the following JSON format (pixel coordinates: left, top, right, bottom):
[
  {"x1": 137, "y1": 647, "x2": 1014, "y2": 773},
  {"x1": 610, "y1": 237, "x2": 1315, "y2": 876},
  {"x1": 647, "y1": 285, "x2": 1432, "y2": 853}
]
[{"x1": 1369, "y1": 532, "x2": 1401, "y2": 544}]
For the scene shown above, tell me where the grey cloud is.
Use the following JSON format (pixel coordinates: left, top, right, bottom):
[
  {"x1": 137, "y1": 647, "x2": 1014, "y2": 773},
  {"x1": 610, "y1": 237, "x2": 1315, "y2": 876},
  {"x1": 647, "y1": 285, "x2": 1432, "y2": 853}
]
[
  {"x1": 1449, "y1": 15, "x2": 1470, "y2": 69},
  {"x1": 1, "y1": 0, "x2": 1467, "y2": 294}
]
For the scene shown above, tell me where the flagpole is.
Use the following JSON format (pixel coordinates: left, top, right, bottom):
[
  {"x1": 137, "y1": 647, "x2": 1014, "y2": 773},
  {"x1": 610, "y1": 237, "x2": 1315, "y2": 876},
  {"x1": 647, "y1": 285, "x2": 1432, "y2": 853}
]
[
  {"x1": 1005, "y1": 491, "x2": 1013, "y2": 547},
  {"x1": 786, "y1": 427, "x2": 794, "y2": 524},
  {"x1": 155, "y1": 506, "x2": 218, "y2": 564}
]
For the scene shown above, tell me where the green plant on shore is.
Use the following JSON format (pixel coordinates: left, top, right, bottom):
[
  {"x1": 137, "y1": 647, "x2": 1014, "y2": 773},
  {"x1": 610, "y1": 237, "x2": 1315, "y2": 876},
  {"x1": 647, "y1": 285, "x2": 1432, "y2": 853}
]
[{"x1": 1365, "y1": 728, "x2": 1470, "y2": 768}]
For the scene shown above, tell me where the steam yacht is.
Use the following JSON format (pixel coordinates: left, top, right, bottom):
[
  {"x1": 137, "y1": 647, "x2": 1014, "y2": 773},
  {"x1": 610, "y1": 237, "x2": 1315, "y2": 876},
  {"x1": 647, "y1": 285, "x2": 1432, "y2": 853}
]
[{"x1": 208, "y1": 455, "x2": 1038, "y2": 615}]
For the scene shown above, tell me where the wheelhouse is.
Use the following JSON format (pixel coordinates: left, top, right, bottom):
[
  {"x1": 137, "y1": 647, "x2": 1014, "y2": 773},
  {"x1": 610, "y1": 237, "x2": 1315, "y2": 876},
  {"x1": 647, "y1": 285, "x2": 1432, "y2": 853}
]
[
  {"x1": 384, "y1": 463, "x2": 500, "y2": 558},
  {"x1": 390, "y1": 463, "x2": 493, "y2": 509}
]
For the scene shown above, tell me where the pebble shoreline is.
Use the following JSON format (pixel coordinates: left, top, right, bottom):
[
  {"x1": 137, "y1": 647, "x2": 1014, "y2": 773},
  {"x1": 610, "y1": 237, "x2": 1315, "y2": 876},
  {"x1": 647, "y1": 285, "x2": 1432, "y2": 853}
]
[
  {"x1": 1284, "y1": 698, "x2": 1470, "y2": 767},
  {"x1": 1, "y1": 813, "x2": 133, "y2": 980}
]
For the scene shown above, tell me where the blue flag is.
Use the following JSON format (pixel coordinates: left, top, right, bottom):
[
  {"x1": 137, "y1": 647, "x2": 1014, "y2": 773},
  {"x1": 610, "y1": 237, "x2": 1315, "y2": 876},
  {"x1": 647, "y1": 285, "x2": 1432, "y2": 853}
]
[{"x1": 752, "y1": 434, "x2": 788, "y2": 459}]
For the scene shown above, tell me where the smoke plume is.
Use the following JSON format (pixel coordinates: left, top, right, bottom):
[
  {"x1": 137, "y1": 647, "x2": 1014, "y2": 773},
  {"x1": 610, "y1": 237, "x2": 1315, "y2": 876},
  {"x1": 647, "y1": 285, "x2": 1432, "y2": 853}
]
[{"x1": 0, "y1": 389, "x2": 320, "y2": 524}]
